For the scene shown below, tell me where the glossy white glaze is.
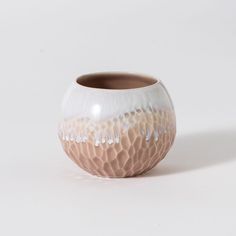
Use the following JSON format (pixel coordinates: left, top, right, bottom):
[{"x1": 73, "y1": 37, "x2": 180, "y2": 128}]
[{"x1": 61, "y1": 76, "x2": 174, "y2": 121}]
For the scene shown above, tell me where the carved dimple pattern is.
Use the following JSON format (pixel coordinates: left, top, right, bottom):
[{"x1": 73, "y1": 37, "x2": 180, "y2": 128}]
[{"x1": 59, "y1": 108, "x2": 176, "y2": 178}]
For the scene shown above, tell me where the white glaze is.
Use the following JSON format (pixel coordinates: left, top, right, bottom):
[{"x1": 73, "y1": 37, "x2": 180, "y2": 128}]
[{"x1": 61, "y1": 77, "x2": 174, "y2": 121}]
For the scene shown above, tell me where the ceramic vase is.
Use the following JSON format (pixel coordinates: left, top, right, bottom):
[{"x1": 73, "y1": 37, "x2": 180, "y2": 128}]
[{"x1": 58, "y1": 72, "x2": 176, "y2": 177}]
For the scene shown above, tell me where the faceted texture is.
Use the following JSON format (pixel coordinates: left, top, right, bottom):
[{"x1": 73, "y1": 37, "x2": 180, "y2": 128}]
[{"x1": 58, "y1": 108, "x2": 176, "y2": 177}]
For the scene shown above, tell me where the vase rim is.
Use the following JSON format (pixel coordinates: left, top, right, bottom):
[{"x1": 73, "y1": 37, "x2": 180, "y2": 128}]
[{"x1": 74, "y1": 72, "x2": 161, "y2": 92}]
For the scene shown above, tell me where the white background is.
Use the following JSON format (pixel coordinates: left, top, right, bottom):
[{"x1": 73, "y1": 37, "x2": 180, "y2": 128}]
[{"x1": 0, "y1": 0, "x2": 236, "y2": 235}]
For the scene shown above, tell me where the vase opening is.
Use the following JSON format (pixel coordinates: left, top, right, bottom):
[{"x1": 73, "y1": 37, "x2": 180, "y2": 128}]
[{"x1": 76, "y1": 73, "x2": 158, "y2": 90}]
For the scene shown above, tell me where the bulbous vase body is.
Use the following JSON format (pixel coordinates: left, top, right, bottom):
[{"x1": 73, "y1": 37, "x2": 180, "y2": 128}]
[{"x1": 58, "y1": 73, "x2": 176, "y2": 177}]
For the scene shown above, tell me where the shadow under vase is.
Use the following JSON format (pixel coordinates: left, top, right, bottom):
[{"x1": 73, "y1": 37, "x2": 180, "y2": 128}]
[{"x1": 145, "y1": 128, "x2": 236, "y2": 177}]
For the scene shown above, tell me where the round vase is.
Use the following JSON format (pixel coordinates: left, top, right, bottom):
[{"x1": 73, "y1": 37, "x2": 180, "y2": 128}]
[{"x1": 58, "y1": 72, "x2": 176, "y2": 177}]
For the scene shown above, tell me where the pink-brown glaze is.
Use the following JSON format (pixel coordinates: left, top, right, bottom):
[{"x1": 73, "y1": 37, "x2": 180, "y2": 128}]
[{"x1": 58, "y1": 108, "x2": 176, "y2": 177}]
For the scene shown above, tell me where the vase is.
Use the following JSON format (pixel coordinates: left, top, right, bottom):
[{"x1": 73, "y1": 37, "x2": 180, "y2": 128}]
[{"x1": 58, "y1": 72, "x2": 176, "y2": 177}]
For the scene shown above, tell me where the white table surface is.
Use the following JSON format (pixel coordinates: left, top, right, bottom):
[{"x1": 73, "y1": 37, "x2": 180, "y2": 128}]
[{"x1": 0, "y1": 0, "x2": 236, "y2": 235}]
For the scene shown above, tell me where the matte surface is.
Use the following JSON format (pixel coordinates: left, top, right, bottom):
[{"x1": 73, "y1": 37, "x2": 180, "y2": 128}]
[{"x1": 59, "y1": 109, "x2": 176, "y2": 177}]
